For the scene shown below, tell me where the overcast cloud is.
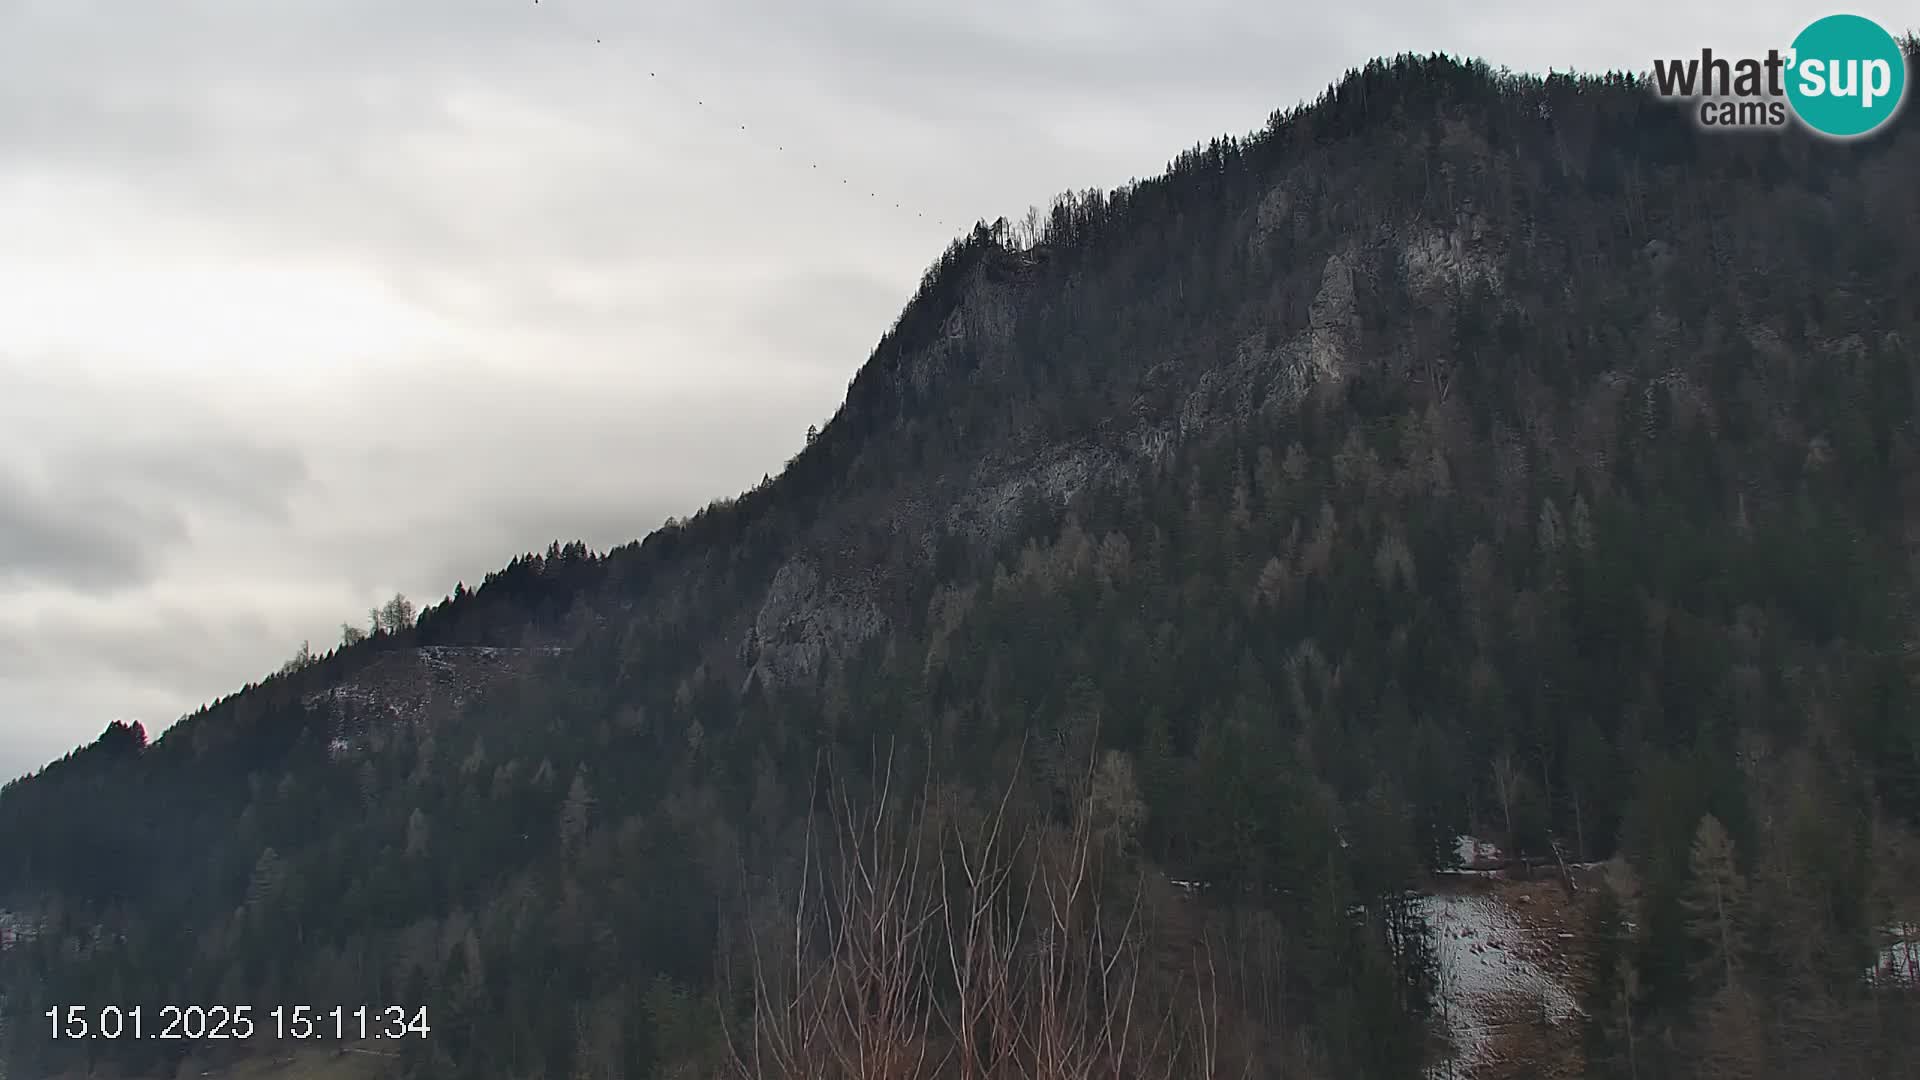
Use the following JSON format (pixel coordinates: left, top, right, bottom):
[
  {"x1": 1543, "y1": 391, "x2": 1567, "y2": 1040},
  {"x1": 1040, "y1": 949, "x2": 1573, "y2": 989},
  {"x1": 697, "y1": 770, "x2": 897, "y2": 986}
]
[{"x1": 0, "y1": 0, "x2": 1908, "y2": 780}]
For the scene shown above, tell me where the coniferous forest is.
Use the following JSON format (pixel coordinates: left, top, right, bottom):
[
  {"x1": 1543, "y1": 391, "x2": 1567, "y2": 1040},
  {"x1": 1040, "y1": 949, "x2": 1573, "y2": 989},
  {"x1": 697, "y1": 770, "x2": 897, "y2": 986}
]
[{"x1": 5, "y1": 46, "x2": 1920, "y2": 1080}]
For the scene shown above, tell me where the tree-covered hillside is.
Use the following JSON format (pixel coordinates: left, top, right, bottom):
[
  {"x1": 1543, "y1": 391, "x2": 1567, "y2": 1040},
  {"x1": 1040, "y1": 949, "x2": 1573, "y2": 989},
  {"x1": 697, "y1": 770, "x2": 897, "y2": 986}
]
[{"x1": 5, "y1": 45, "x2": 1920, "y2": 1080}]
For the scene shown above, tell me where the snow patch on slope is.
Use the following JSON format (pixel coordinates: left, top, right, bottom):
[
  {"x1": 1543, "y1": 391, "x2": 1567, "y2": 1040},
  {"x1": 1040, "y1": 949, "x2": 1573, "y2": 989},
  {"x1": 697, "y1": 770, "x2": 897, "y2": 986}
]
[
  {"x1": 1868, "y1": 923, "x2": 1919, "y2": 988},
  {"x1": 1418, "y1": 889, "x2": 1581, "y2": 1076}
]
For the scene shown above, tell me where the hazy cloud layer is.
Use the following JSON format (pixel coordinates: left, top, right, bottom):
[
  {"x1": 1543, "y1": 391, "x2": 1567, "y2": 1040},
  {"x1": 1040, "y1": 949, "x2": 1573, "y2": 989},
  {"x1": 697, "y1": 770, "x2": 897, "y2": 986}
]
[{"x1": 1, "y1": 0, "x2": 1911, "y2": 780}]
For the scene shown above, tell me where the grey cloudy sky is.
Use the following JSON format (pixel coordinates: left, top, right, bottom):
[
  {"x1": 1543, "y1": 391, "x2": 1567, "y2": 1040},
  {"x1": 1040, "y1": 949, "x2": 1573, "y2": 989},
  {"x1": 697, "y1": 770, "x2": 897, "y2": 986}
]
[{"x1": 0, "y1": 0, "x2": 1908, "y2": 781}]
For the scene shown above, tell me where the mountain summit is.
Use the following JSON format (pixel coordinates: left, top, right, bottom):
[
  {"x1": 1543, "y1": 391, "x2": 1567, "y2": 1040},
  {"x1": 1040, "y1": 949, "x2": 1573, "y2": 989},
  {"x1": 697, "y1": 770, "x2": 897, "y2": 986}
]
[{"x1": 6, "y1": 47, "x2": 1920, "y2": 1080}]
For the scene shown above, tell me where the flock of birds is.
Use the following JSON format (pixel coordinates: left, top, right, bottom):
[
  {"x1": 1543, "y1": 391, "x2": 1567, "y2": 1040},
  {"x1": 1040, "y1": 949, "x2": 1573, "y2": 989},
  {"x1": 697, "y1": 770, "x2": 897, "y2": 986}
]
[{"x1": 528, "y1": 0, "x2": 957, "y2": 229}]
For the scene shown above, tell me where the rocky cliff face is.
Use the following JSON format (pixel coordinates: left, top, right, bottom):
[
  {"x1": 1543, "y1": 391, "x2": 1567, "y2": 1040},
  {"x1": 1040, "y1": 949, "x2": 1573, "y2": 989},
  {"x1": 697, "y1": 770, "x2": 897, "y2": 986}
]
[
  {"x1": 734, "y1": 201, "x2": 1502, "y2": 691},
  {"x1": 303, "y1": 645, "x2": 559, "y2": 757}
]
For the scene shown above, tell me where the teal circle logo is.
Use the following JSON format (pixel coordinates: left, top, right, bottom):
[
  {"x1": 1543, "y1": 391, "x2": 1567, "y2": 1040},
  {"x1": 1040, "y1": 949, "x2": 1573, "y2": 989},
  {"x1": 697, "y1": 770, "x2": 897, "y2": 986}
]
[{"x1": 1785, "y1": 14, "x2": 1907, "y2": 138}]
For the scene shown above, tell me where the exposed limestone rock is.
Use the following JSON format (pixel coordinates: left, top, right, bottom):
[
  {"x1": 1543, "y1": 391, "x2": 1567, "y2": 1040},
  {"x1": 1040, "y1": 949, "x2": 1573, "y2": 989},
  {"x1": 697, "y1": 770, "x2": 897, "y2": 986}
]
[
  {"x1": 742, "y1": 558, "x2": 888, "y2": 688},
  {"x1": 1252, "y1": 183, "x2": 1293, "y2": 247},
  {"x1": 899, "y1": 273, "x2": 1019, "y2": 397},
  {"x1": 1305, "y1": 249, "x2": 1359, "y2": 377},
  {"x1": 953, "y1": 446, "x2": 1122, "y2": 544},
  {"x1": 1177, "y1": 249, "x2": 1363, "y2": 434},
  {"x1": 1403, "y1": 224, "x2": 1503, "y2": 295},
  {"x1": 305, "y1": 646, "x2": 558, "y2": 759}
]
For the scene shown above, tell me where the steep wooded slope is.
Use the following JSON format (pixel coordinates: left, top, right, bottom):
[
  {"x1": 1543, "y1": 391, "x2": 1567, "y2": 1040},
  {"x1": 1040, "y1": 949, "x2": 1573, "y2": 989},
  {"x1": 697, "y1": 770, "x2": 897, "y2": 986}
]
[{"x1": 6, "y1": 48, "x2": 1920, "y2": 1080}]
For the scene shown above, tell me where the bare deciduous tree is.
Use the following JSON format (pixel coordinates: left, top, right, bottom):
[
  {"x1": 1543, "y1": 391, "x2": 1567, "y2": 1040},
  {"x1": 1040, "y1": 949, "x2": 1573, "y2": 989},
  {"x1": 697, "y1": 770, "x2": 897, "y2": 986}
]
[{"x1": 723, "y1": 736, "x2": 1256, "y2": 1080}]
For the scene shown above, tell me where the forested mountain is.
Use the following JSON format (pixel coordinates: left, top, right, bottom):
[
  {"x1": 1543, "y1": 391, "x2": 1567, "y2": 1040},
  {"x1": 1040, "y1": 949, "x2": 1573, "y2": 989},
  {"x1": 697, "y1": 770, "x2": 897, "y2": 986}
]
[{"x1": 6, "y1": 46, "x2": 1920, "y2": 1080}]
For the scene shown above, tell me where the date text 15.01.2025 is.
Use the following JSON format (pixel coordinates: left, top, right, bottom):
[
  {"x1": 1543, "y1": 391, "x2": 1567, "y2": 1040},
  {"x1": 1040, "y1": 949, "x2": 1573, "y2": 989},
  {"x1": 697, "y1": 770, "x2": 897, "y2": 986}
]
[{"x1": 45, "y1": 1005, "x2": 430, "y2": 1041}]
